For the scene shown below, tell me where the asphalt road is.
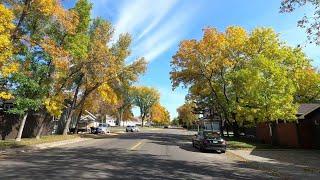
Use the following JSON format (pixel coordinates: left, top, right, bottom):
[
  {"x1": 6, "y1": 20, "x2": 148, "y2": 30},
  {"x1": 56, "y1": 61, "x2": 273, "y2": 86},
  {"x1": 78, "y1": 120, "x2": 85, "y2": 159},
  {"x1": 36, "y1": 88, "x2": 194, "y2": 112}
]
[{"x1": 0, "y1": 129, "x2": 276, "y2": 179}]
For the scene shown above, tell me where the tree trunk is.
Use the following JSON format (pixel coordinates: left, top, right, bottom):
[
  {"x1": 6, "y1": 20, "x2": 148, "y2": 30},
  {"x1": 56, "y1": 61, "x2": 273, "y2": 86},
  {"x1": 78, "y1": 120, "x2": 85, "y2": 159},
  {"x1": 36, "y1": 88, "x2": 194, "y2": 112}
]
[
  {"x1": 141, "y1": 116, "x2": 144, "y2": 127},
  {"x1": 119, "y1": 112, "x2": 123, "y2": 127},
  {"x1": 16, "y1": 113, "x2": 28, "y2": 141},
  {"x1": 232, "y1": 121, "x2": 240, "y2": 138},
  {"x1": 225, "y1": 121, "x2": 230, "y2": 137},
  {"x1": 220, "y1": 119, "x2": 224, "y2": 137},
  {"x1": 74, "y1": 109, "x2": 83, "y2": 134},
  {"x1": 62, "y1": 81, "x2": 81, "y2": 135},
  {"x1": 36, "y1": 121, "x2": 45, "y2": 140},
  {"x1": 36, "y1": 113, "x2": 49, "y2": 140},
  {"x1": 63, "y1": 109, "x2": 74, "y2": 135},
  {"x1": 231, "y1": 113, "x2": 240, "y2": 138}
]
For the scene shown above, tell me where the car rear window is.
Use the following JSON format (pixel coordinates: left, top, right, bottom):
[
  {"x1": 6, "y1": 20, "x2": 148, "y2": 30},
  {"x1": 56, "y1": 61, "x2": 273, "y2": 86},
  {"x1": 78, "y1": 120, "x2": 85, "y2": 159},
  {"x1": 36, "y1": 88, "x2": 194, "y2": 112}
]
[{"x1": 203, "y1": 132, "x2": 220, "y2": 139}]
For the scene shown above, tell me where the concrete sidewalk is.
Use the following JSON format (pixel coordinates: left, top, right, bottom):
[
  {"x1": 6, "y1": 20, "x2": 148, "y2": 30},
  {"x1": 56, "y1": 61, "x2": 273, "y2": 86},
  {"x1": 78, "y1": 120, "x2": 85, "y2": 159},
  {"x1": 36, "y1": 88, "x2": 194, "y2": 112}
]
[{"x1": 228, "y1": 149, "x2": 320, "y2": 179}]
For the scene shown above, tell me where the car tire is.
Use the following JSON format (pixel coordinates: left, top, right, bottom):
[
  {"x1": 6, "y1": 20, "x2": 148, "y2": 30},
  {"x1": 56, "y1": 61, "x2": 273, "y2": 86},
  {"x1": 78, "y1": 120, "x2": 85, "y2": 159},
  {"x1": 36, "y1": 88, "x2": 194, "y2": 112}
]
[
  {"x1": 192, "y1": 141, "x2": 195, "y2": 147},
  {"x1": 199, "y1": 145, "x2": 205, "y2": 152},
  {"x1": 220, "y1": 150, "x2": 226, "y2": 153},
  {"x1": 126, "y1": 129, "x2": 128, "y2": 132},
  {"x1": 131, "y1": 129, "x2": 133, "y2": 132}
]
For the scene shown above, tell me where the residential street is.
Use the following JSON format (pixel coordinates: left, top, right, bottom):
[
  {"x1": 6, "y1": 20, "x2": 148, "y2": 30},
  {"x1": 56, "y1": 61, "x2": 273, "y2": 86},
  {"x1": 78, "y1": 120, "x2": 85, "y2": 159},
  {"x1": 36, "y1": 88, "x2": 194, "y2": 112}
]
[{"x1": 0, "y1": 129, "x2": 276, "y2": 179}]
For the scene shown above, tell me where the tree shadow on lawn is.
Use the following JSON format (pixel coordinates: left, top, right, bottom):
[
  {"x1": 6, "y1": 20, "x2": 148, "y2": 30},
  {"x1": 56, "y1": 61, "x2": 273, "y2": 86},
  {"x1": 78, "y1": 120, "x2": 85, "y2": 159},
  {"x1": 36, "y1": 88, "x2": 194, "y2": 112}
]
[{"x1": 0, "y1": 146, "x2": 275, "y2": 180}]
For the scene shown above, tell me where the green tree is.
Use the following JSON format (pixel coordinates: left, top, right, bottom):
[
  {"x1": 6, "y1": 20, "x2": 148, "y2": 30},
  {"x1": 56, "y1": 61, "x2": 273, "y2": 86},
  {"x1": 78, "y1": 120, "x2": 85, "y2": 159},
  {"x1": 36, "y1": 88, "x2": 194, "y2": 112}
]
[
  {"x1": 171, "y1": 117, "x2": 180, "y2": 126},
  {"x1": 131, "y1": 86, "x2": 160, "y2": 127},
  {"x1": 233, "y1": 56, "x2": 297, "y2": 123}
]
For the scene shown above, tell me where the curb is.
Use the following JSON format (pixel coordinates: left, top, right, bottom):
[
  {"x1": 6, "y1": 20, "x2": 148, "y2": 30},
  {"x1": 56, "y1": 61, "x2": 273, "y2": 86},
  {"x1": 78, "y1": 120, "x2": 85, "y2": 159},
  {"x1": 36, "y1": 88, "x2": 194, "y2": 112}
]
[{"x1": 33, "y1": 137, "x2": 92, "y2": 149}]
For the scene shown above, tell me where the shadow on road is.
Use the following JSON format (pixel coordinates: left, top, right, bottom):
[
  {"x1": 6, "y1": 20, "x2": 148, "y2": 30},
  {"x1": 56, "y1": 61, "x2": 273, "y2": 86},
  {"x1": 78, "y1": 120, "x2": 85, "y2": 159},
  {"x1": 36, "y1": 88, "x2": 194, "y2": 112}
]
[
  {"x1": 0, "y1": 131, "x2": 278, "y2": 179},
  {"x1": 0, "y1": 146, "x2": 271, "y2": 179}
]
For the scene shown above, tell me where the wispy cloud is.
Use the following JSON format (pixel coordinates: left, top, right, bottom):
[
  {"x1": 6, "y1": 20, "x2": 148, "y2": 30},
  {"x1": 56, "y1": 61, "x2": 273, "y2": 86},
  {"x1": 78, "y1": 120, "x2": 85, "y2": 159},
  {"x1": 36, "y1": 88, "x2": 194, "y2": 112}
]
[
  {"x1": 137, "y1": 0, "x2": 178, "y2": 40},
  {"x1": 109, "y1": 0, "x2": 200, "y2": 62}
]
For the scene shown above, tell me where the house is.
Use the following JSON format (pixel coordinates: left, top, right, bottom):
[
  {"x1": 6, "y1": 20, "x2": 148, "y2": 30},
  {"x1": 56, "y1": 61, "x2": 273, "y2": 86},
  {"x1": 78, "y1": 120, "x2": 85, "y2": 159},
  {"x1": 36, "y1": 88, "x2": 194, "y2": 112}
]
[
  {"x1": 105, "y1": 115, "x2": 116, "y2": 127},
  {"x1": 196, "y1": 107, "x2": 221, "y2": 132},
  {"x1": 120, "y1": 117, "x2": 142, "y2": 126},
  {"x1": 76, "y1": 110, "x2": 100, "y2": 132},
  {"x1": 256, "y1": 103, "x2": 320, "y2": 148}
]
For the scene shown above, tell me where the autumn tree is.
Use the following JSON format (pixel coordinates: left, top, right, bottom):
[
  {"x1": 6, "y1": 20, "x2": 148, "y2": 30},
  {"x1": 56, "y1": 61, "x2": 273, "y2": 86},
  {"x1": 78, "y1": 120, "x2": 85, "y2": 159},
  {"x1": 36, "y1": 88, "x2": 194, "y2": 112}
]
[
  {"x1": 131, "y1": 86, "x2": 160, "y2": 127},
  {"x1": 99, "y1": 61, "x2": 146, "y2": 126},
  {"x1": 171, "y1": 26, "x2": 315, "y2": 136},
  {"x1": 150, "y1": 103, "x2": 170, "y2": 125},
  {"x1": 61, "y1": 18, "x2": 147, "y2": 135},
  {"x1": 171, "y1": 27, "x2": 248, "y2": 135},
  {"x1": 0, "y1": 4, "x2": 17, "y2": 100},
  {"x1": 177, "y1": 102, "x2": 198, "y2": 128},
  {"x1": 1, "y1": 0, "x2": 78, "y2": 141}
]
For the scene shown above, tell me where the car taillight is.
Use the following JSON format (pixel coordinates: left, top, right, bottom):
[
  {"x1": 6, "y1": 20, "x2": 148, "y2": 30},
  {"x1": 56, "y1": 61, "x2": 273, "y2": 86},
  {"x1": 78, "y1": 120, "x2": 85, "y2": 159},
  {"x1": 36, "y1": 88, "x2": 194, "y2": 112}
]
[{"x1": 221, "y1": 140, "x2": 226, "y2": 145}]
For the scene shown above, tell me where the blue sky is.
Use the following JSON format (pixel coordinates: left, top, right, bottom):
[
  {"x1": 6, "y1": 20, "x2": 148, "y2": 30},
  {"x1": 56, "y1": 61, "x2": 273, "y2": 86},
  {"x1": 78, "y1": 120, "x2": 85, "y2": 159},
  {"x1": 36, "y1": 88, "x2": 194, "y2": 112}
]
[{"x1": 65, "y1": 0, "x2": 319, "y2": 118}]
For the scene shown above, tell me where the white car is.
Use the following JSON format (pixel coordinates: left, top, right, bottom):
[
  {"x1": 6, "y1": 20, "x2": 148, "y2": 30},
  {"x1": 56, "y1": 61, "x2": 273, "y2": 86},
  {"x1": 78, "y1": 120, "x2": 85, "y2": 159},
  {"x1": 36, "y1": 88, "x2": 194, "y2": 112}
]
[
  {"x1": 126, "y1": 125, "x2": 139, "y2": 132},
  {"x1": 96, "y1": 123, "x2": 110, "y2": 134}
]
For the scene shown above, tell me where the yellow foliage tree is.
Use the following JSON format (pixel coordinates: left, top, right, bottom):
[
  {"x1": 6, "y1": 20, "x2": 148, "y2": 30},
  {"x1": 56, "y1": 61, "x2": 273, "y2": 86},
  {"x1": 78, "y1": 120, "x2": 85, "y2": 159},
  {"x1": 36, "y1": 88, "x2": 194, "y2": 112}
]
[
  {"x1": 0, "y1": 4, "x2": 17, "y2": 99},
  {"x1": 151, "y1": 103, "x2": 170, "y2": 125}
]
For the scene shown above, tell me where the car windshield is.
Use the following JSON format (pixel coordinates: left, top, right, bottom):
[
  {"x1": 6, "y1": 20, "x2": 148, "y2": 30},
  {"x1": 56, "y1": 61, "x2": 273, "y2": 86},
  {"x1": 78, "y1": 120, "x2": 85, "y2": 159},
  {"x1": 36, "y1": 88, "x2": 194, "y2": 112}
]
[{"x1": 203, "y1": 131, "x2": 220, "y2": 139}]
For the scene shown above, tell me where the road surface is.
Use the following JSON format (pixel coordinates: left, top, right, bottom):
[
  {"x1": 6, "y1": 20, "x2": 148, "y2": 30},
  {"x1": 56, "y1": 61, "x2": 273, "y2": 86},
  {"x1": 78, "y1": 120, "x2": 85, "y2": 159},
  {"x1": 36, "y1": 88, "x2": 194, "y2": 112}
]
[{"x1": 0, "y1": 129, "x2": 275, "y2": 179}]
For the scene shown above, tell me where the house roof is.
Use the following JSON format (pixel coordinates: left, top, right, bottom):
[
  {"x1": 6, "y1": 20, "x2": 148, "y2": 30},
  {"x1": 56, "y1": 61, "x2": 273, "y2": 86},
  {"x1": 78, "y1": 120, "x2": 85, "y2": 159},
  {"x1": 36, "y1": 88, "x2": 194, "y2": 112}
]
[{"x1": 297, "y1": 103, "x2": 320, "y2": 119}]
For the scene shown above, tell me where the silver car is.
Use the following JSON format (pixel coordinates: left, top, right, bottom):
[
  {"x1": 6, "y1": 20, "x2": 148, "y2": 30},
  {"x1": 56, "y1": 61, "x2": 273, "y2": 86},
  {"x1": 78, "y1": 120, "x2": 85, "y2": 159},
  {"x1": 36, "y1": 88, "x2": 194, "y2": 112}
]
[
  {"x1": 96, "y1": 123, "x2": 110, "y2": 134},
  {"x1": 126, "y1": 125, "x2": 139, "y2": 132}
]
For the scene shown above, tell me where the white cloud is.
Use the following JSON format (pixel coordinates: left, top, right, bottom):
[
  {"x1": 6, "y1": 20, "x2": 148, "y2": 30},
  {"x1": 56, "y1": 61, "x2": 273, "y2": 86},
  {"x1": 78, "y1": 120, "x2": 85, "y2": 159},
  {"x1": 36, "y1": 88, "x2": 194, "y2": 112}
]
[
  {"x1": 111, "y1": 0, "x2": 200, "y2": 62},
  {"x1": 142, "y1": 36, "x2": 179, "y2": 62},
  {"x1": 137, "y1": 0, "x2": 178, "y2": 40}
]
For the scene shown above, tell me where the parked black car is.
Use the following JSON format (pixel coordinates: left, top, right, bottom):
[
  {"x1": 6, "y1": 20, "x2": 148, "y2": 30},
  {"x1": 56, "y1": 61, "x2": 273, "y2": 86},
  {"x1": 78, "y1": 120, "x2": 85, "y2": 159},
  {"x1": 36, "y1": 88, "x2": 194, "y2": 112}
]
[{"x1": 192, "y1": 130, "x2": 226, "y2": 153}]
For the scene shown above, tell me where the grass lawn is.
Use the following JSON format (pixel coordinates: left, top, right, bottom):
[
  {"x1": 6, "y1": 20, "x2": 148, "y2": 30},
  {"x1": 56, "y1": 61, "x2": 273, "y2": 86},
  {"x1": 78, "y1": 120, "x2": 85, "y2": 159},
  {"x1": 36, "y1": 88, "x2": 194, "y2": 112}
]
[
  {"x1": 225, "y1": 137, "x2": 274, "y2": 150},
  {"x1": 0, "y1": 134, "x2": 80, "y2": 150}
]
